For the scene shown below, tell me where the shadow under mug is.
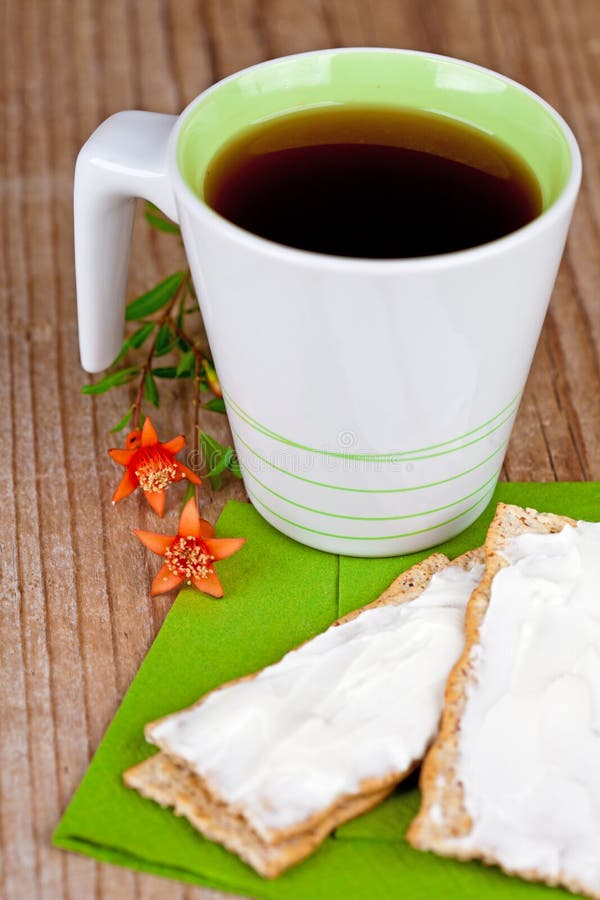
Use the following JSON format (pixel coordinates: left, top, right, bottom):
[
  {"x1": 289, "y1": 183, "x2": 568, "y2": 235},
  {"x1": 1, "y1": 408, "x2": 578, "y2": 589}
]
[{"x1": 75, "y1": 48, "x2": 581, "y2": 557}]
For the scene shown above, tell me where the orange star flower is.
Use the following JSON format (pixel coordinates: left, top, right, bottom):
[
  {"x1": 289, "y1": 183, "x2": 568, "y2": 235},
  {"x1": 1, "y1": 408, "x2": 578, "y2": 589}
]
[
  {"x1": 134, "y1": 498, "x2": 245, "y2": 597},
  {"x1": 108, "y1": 417, "x2": 201, "y2": 516}
]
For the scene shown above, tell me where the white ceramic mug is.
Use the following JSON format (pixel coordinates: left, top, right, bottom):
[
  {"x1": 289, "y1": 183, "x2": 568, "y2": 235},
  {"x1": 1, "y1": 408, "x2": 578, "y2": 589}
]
[{"x1": 75, "y1": 48, "x2": 581, "y2": 557}]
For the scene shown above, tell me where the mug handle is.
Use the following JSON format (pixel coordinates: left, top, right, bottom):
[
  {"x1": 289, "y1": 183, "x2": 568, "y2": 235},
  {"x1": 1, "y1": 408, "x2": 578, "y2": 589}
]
[{"x1": 74, "y1": 111, "x2": 179, "y2": 372}]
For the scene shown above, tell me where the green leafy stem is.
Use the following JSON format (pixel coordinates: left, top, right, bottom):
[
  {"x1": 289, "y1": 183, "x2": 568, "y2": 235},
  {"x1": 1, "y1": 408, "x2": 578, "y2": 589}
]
[{"x1": 81, "y1": 202, "x2": 242, "y2": 495}]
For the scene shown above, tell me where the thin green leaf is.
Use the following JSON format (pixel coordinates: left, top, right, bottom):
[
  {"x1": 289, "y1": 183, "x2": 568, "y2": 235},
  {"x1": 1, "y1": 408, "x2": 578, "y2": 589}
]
[
  {"x1": 175, "y1": 301, "x2": 189, "y2": 350},
  {"x1": 207, "y1": 471, "x2": 221, "y2": 491},
  {"x1": 200, "y1": 431, "x2": 226, "y2": 487},
  {"x1": 128, "y1": 322, "x2": 156, "y2": 348},
  {"x1": 110, "y1": 407, "x2": 134, "y2": 433},
  {"x1": 111, "y1": 339, "x2": 130, "y2": 366},
  {"x1": 176, "y1": 350, "x2": 195, "y2": 377},
  {"x1": 200, "y1": 430, "x2": 225, "y2": 464},
  {"x1": 202, "y1": 396, "x2": 226, "y2": 414},
  {"x1": 180, "y1": 482, "x2": 196, "y2": 510},
  {"x1": 209, "y1": 447, "x2": 233, "y2": 475},
  {"x1": 145, "y1": 211, "x2": 181, "y2": 234},
  {"x1": 203, "y1": 357, "x2": 221, "y2": 397},
  {"x1": 125, "y1": 271, "x2": 185, "y2": 321},
  {"x1": 144, "y1": 370, "x2": 160, "y2": 407},
  {"x1": 155, "y1": 323, "x2": 175, "y2": 357},
  {"x1": 228, "y1": 453, "x2": 242, "y2": 479},
  {"x1": 110, "y1": 322, "x2": 155, "y2": 366},
  {"x1": 152, "y1": 366, "x2": 178, "y2": 379},
  {"x1": 175, "y1": 284, "x2": 198, "y2": 349},
  {"x1": 200, "y1": 431, "x2": 238, "y2": 490},
  {"x1": 145, "y1": 201, "x2": 181, "y2": 229},
  {"x1": 82, "y1": 367, "x2": 140, "y2": 395},
  {"x1": 206, "y1": 447, "x2": 234, "y2": 490}
]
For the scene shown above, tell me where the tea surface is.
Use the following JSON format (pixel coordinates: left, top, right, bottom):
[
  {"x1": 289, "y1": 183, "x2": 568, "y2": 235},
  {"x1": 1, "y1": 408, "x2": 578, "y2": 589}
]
[{"x1": 203, "y1": 106, "x2": 542, "y2": 258}]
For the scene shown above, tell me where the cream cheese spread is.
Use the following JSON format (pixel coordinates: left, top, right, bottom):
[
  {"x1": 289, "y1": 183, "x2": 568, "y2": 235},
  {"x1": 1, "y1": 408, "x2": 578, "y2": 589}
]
[
  {"x1": 148, "y1": 562, "x2": 481, "y2": 838},
  {"x1": 456, "y1": 521, "x2": 600, "y2": 888}
]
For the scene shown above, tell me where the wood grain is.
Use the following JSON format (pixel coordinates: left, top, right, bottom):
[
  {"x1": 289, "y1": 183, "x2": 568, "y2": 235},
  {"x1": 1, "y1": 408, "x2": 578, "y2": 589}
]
[{"x1": 1, "y1": 1, "x2": 599, "y2": 898}]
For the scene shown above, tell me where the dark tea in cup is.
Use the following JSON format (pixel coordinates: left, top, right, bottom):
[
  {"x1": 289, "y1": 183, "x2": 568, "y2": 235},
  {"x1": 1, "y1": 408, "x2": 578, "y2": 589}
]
[{"x1": 203, "y1": 105, "x2": 542, "y2": 259}]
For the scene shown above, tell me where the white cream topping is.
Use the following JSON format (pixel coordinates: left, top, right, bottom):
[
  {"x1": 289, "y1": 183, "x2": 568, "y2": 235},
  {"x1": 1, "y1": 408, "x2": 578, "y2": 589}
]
[
  {"x1": 456, "y1": 521, "x2": 600, "y2": 889},
  {"x1": 149, "y1": 563, "x2": 481, "y2": 838}
]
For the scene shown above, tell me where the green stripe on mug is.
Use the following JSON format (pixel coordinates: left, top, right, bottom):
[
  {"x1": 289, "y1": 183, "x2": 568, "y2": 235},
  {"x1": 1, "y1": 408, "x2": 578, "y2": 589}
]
[
  {"x1": 233, "y1": 427, "x2": 510, "y2": 494},
  {"x1": 246, "y1": 485, "x2": 495, "y2": 541},
  {"x1": 225, "y1": 390, "x2": 519, "y2": 462},
  {"x1": 241, "y1": 465, "x2": 500, "y2": 521}
]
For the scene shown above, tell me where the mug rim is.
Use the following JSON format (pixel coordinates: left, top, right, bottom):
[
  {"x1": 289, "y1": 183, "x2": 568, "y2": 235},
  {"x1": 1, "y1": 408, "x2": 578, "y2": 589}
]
[{"x1": 167, "y1": 47, "x2": 582, "y2": 271}]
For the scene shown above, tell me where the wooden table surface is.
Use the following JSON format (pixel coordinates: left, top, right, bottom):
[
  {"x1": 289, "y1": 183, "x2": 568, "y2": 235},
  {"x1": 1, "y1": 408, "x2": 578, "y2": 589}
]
[{"x1": 2, "y1": 1, "x2": 600, "y2": 898}]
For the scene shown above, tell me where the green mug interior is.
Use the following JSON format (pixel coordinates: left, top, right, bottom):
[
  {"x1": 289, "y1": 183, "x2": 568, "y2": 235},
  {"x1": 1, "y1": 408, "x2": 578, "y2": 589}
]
[{"x1": 177, "y1": 49, "x2": 572, "y2": 212}]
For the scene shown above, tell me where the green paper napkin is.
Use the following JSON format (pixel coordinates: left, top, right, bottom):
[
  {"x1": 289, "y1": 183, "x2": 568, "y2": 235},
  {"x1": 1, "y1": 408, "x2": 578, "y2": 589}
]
[{"x1": 54, "y1": 483, "x2": 599, "y2": 899}]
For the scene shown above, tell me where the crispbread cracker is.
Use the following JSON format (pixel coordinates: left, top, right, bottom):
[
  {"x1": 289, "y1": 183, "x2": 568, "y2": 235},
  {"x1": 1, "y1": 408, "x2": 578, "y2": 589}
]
[
  {"x1": 125, "y1": 549, "x2": 483, "y2": 876},
  {"x1": 333, "y1": 547, "x2": 483, "y2": 628},
  {"x1": 407, "y1": 502, "x2": 595, "y2": 896},
  {"x1": 125, "y1": 752, "x2": 393, "y2": 877},
  {"x1": 140, "y1": 551, "x2": 456, "y2": 849}
]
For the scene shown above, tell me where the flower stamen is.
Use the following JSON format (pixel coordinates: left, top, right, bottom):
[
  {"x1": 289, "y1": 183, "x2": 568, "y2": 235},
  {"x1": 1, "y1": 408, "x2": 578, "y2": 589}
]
[
  {"x1": 134, "y1": 448, "x2": 178, "y2": 493},
  {"x1": 164, "y1": 535, "x2": 215, "y2": 582}
]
